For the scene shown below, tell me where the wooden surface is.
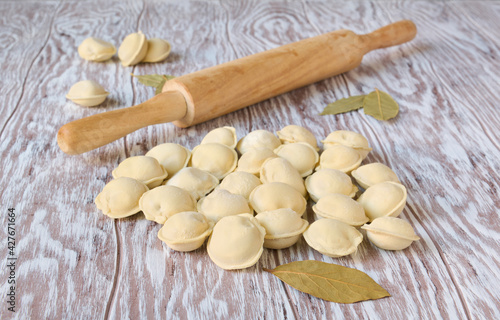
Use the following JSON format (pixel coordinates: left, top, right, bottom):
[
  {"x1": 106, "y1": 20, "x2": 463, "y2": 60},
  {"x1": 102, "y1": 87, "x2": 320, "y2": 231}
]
[{"x1": 0, "y1": 0, "x2": 499, "y2": 319}]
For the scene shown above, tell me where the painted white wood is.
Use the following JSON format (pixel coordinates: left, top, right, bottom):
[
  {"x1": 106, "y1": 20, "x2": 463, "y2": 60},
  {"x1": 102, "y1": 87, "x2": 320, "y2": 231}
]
[{"x1": 0, "y1": 0, "x2": 499, "y2": 319}]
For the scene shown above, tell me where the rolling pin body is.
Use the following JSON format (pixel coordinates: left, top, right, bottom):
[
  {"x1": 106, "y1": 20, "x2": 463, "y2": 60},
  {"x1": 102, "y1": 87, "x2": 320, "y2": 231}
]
[{"x1": 58, "y1": 20, "x2": 416, "y2": 154}]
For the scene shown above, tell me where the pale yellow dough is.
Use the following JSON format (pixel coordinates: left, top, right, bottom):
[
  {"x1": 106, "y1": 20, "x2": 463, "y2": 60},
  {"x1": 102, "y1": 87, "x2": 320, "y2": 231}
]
[
  {"x1": 305, "y1": 168, "x2": 358, "y2": 202},
  {"x1": 95, "y1": 177, "x2": 149, "y2": 219},
  {"x1": 217, "y1": 171, "x2": 262, "y2": 200},
  {"x1": 190, "y1": 143, "x2": 238, "y2": 180},
  {"x1": 197, "y1": 188, "x2": 252, "y2": 222},
  {"x1": 274, "y1": 142, "x2": 319, "y2": 177},
  {"x1": 66, "y1": 80, "x2": 109, "y2": 107},
  {"x1": 201, "y1": 126, "x2": 237, "y2": 148},
  {"x1": 142, "y1": 38, "x2": 171, "y2": 63},
  {"x1": 236, "y1": 130, "x2": 281, "y2": 154},
  {"x1": 317, "y1": 144, "x2": 362, "y2": 174},
  {"x1": 322, "y1": 130, "x2": 372, "y2": 160},
  {"x1": 260, "y1": 157, "x2": 307, "y2": 197},
  {"x1": 78, "y1": 37, "x2": 116, "y2": 62},
  {"x1": 158, "y1": 211, "x2": 214, "y2": 252},
  {"x1": 255, "y1": 208, "x2": 309, "y2": 249},
  {"x1": 207, "y1": 214, "x2": 266, "y2": 270},
  {"x1": 145, "y1": 143, "x2": 191, "y2": 177},
  {"x1": 118, "y1": 31, "x2": 148, "y2": 67},
  {"x1": 112, "y1": 156, "x2": 168, "y2": 189},
  {"x1": 165, "y1": 167, "x2": 219, "y2": 200},
  {"x1": 276, "y1": 125, "x2": 319, "y2": 151},
  {"x1": 249, "y1": 182, "x2": 307, "y2": 216},
  {"x1": 362, "y1": 216, "x2": 420, "y2": 250},
  {"x1": 357, "y1": 181, "x2": 407, "y2": 221},
  {"x1": 351, "y1": 162, "x2": 400, "y2": 190},
  {"x1": 312, "y1": 193, "x2": 368, "y2": 226},
  {"x1": 304, "y1": 219, "x2": 363, "y2": 258},
  {"x1": 139, "y1": 185, "x2": 196, "y2": 224},
  {"x1": 236, "y1": 147, "x2": 277, "y2": 177}
]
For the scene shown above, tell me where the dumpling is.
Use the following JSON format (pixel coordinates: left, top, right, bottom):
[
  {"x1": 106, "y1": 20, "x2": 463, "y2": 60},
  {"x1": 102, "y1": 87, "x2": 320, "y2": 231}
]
[{"x1": 112, "y1": 156, "x2": 168, "y2": 188}]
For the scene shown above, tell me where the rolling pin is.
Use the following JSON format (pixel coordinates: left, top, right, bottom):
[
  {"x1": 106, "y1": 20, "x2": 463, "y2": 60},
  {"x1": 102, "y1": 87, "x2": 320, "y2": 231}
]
[{"x1": 58, "y1": 20, "x2": 416, "y2": 155}]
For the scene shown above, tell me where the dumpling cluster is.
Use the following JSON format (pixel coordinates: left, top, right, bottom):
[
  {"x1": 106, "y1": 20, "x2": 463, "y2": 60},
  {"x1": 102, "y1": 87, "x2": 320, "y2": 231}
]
[
  {"x1": 95, "y1": 125, "x2": 419, "y2": 270},
  {"x1": 77, "y1": 33, "x2": 171, "y2": 66}
]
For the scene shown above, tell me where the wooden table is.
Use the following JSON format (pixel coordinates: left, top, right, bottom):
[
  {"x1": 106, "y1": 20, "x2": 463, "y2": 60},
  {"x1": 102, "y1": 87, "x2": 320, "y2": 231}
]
[{"x1": 1, "y1": 1, "x2": 499, "y2": 319}]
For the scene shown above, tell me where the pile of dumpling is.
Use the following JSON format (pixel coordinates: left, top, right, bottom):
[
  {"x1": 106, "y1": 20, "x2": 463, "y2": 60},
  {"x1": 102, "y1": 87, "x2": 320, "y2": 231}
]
[{"x1": 95, "y1": 125, "x2": 420, "y2": 270}]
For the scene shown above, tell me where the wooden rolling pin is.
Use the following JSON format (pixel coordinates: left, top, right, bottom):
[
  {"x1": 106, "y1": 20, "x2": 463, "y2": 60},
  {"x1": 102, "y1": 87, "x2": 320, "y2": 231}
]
[{"x1": 58, "y1": 20, "x2": 416, "y2": 154}]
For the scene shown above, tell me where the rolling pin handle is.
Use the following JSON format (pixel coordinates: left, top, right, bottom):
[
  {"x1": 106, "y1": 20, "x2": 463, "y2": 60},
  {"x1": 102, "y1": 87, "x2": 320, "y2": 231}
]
[
  {"x1": 57, "y1": 90, "x2": 187, "y2": 155},
  {"x1": 360, "y1": 20, "x2": 417, "y2": 53}
]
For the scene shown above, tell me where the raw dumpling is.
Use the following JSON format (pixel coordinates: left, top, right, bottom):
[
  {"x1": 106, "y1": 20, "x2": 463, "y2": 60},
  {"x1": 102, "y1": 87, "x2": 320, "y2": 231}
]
[
  {"x1": 95, "y1": 177, "x2": 149, "y2": 219},
  {"x1": 304, "y1": 219, "x2": 363, "y2": 258},
  {"x1": 201, "y1": 126, "x2": 237, "y2": 148},
  {"x1": 274, "y1": 142, "x2": 319, "y2": 177},
  {"x1": 197, "y1": 188, "x2": 252, "y2": 222},
  {"x1": 145, "y1": 143, "x2": 191, "y2": 177},
  {"x1": 255, "y1": 208, "x2": 309, "y2": 249},
  {"x1": 190, "y1": 143, "x2": 238, "y2": 180},
  {"x1": 217, "y1": 171, "x2": 262, "y2": 200},
  {"x1": 249, "y1": 182, "x2": 307, "y2": 216},
  {"x1": 139, "y1": 185, "x2": 196, "y2": 224},
  {"x1": 260, "y1": 157, "x2": 307, "y2": 197},
  {"x1": 158, "y1": 211, "x2": 214, "y2": 252},
  {"x1": 112, "y1": 156, "x2": 168, "y2": 188},
  {"x1": 236, "y1": 130, "x2": 281, "y2": 154},
  {"x1": 207, "y1": 214, "x2": 266, "y2": 270},
  {"x1": 166, "y1": 167, "x2": 219, "y2": 200},
  {"x1": 236, "y1": 147, "x2": 277, "y2": 177},
  {"x1": 276, "y1": 125, "x2": 319, "y2": 151},
  {"x1": 305, "y1": 168, "x2": 358, "y2": 202}
]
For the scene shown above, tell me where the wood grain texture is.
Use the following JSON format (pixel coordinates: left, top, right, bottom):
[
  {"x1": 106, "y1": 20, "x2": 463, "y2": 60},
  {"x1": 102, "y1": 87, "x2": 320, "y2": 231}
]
[{"x1": 1, "y1": 1, "x2": 499, "y2": 319}]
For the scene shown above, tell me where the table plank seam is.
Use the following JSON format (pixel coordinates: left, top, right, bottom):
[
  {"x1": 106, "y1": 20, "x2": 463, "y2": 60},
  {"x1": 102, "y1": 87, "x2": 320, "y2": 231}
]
[
  {"x1": 406, "y1": 202, "x2": 472, "y2": 320},
  {"x1": 104, "y1": 220, "x2": 122, "y2": 320},
  {"x1": 0, "y1": 0, "x2": 61, "y2": 141}
]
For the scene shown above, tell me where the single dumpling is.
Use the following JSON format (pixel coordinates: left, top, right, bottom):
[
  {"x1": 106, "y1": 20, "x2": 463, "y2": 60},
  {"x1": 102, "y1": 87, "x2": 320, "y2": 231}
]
[
  {"x1": 303, "y1": 219, "x2": 363, "y2": 258},
  {"x1": 145, "y1": 143, "x2": 191, "y2": 177},
  {"x1": 316, "y1": 144, "x2": 362, "y2": 174},
  {"x1": 190, "y1": 143, "x2": 237, "y2": 180},
  {"x1": 255, "y1": 208, "x2": 309, "y2": 249},
  {"x1": 321, "y1": 130, "x2": 372, "y2": 160},
  {"x1": 95, "y1": 177, "x2": 149, "y2": 219},
  {"x1": 351, "y1": 163, "x2": 400, "y2": 190},
  {"x1": 207, "y1": 214, "x2": 266, "y2": 270},
  {"x1": 158, "y1": 211, "x2": 214, "y2": 252},
  {"x1": 112, "y1": 156, "x2": 168, "y2": 188},
  {"x1": 139, "y1": 185, "x2": 196, "y2": 224},
  {"x1": 166, "y1": 167, "x2": 219, "y2": 200},
  {"x1": 260, "y1": 157, "x2": 307, "y2": 197},
  {"x1": 217, "y1": 171, "x2": 262, "y2": 200},
  {"x1": 361, "y1": 216, "x2": 420, "y2": 250},
  {"x1": 249, "y1": 182, "x2": 307, "y2": 216},
  {"x1": 201, "y1": 126, "x2": 237, "y2": 148},
  {"x1": 276, "y1": 125, "x2": 319, "y2": 151},
  {"x1": 312, "y1": 193, "x2": 368, "y2": 226},
  {"x1": 236, "y1": 147, "x2": 278, "y2": 177},
  {"x1": 357, "y1": 181, "x2": 407, "y2": 221},
  {"x1": 197, "y1": 188, "x2": 252, "y2": 222},
  {"x1": 236, "y1": 130, "x2": 281, "y2": 154},
  {"x1": 274, "y1": 142, "x2": 319, "y2": 177},
  {"x1": 305, "y1": 168, "x2": 358, "y2": 202}
]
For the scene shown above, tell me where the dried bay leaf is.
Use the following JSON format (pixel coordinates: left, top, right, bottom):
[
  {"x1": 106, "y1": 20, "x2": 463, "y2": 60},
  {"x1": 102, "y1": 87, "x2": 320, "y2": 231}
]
[
  {"x1": 131, "y1": 74, "x2": 175, "y2": 95},
  {"x1": 264, "y1": 260, "x2": 390, "y2": 303},
  {"x1": 363, "y1": 88, "x2": 399, "y2": 120},
  {"x1": 320, "y1": 95, "x2": 365, "y2": 115}
]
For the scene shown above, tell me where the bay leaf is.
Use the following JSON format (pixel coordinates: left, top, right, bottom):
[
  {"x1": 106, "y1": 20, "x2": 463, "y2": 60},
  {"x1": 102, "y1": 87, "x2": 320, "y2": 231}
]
[
  {"x1": 363, "y1": 88, "x2": 399, "y2": 120},
  {"x1": 263, "y1": 260, "x2": 390, "y2": 303},
  {"x1": 320, "y1": 95, "x2": 365, "y2": 115},
  {"x1": 131, "y1": 74, "x2": 175, "y2": 95}
]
